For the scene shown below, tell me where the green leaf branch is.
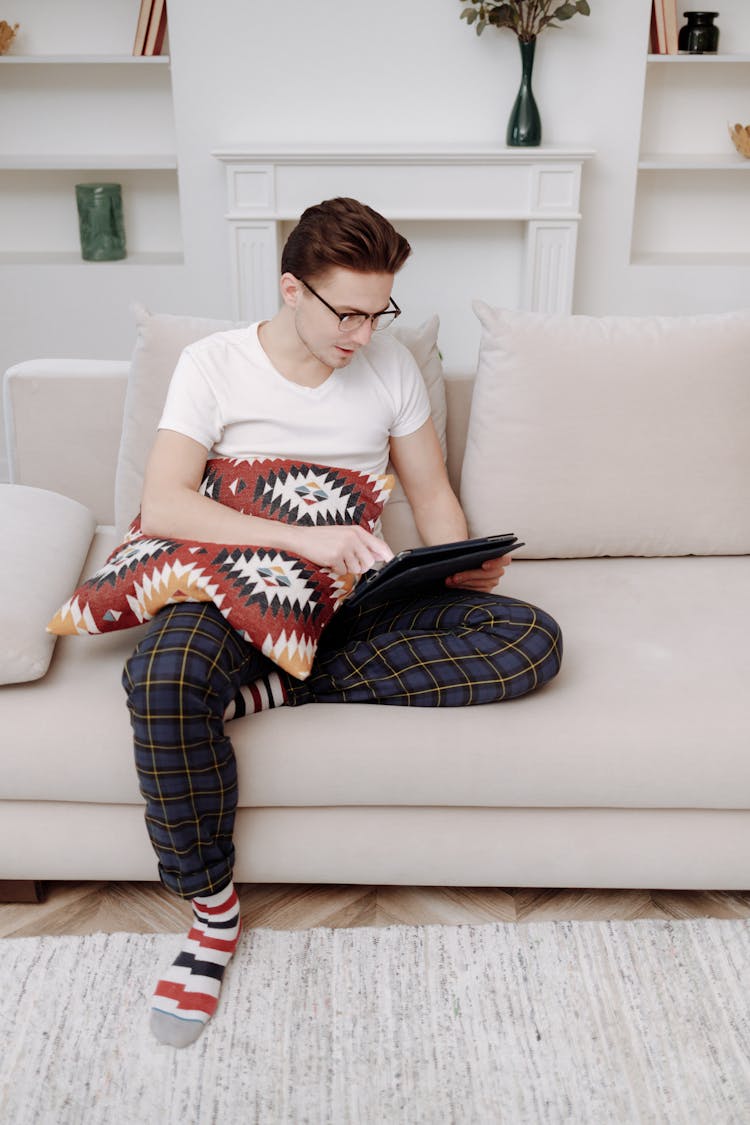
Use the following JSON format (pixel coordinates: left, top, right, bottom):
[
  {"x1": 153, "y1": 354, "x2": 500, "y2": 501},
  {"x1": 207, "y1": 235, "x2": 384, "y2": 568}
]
[{"x1": 460, "y1": 0, "x2": 590, "y2": 41}]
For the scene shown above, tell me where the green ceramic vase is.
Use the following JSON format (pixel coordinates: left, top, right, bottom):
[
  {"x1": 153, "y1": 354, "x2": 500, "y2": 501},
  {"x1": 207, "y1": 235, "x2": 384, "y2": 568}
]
[
  {"x1": 506, "y1": 37, "x2": 542, "y2": 147},
  {"x1": 75, "y1": 183, "x2": 126, "y2": 261}
]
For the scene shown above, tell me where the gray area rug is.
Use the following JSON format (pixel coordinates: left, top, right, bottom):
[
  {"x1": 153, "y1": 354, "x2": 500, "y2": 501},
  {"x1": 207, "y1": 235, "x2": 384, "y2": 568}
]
[{"x1": 2, "y1": 918, "x2": 750, "y2": 1124}]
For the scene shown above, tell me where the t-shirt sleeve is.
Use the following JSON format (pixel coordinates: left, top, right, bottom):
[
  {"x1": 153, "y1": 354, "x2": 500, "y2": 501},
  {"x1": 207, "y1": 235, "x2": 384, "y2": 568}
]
[
  {"x1": 158, "y1": 347, "x2": 223, "y2": 452},
  {"x1": 388, "y1": 343, "x2": 432, "y2": 438}
]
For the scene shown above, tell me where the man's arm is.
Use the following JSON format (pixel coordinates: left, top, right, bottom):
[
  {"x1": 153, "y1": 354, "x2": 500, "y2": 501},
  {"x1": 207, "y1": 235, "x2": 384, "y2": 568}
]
[
  {"x1": 140, "y1": 429, "x2": 392, "y2": 575},
  {"x1": 389, "y1": 419, "x2": 510, "y2": 593}
]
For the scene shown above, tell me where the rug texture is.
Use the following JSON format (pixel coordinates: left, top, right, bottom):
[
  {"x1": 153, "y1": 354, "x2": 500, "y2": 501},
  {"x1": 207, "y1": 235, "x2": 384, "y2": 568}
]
[{"x1": 2, "y1": 918, "x2": 750, "y2": 1124}]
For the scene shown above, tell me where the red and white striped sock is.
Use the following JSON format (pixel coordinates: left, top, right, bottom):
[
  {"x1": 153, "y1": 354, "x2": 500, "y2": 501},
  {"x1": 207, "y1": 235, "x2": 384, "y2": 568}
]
[
  {"x1": 223, "y1": 670, "x2": 288, "y2": 721},
  {"x1": 150, "y1": 882, "x2": 241, "y2": 1048}
]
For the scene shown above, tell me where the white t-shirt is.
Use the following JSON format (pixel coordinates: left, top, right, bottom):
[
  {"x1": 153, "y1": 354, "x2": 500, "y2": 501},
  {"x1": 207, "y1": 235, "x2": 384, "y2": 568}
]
[{"x1": 158, "y1": 323, "x2": 431, "y2": 477}]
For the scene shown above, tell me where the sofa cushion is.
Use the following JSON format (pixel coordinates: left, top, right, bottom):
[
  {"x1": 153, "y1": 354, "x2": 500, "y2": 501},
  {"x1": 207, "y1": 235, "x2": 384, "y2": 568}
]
[
  {"x1": 6, "y1": 553, "x2": 749, "y2": 810},
  {"x1": 114, "y1": 304, "x2": 445, "y2": 550},
  {"x1": 48, "y1": 457, "x2": 393, "y2": 680},
  {"x1": 461, "y1": 304, "x2": 750, "y2": 558},
  {"x1": 0, "y1": 484, "x2": 95, "y2": 684}
]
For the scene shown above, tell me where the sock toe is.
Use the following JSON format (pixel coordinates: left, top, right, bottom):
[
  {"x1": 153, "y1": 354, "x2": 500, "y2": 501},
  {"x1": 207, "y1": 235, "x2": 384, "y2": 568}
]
[{"x1": 150, "y1": 1007, "x2": 206, "y2": 1048}]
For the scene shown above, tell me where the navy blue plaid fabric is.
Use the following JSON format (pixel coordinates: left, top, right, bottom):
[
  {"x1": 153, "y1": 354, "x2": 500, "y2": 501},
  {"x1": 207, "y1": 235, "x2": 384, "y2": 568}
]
[
  {"x1": 296, "y1": 589, "x2": 562, "y2": 706},
  {"x1": 122, "y1": 603, "x2": 274, "y2": 899},
  {"x1": 123, "y1": 592, "x2": 562, "y2": 898}
]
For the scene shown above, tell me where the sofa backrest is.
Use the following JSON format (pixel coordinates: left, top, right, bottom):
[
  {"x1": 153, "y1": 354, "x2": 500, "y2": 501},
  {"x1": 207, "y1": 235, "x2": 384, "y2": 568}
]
[
  {"x1": 4, "y1": 359, "x2": 129, "y2": 526},
  {"x1": 7, "y1": 303, "x2": 750, "y2": 560},
  {"x1": 3, "y1": 353, "x2": 468, "y2": 546}
]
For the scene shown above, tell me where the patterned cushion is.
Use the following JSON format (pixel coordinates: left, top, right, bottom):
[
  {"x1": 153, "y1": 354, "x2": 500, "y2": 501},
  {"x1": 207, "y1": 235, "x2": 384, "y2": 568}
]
[{"x1": 48, "y1": 458, "x2": 393, "y2": 679}]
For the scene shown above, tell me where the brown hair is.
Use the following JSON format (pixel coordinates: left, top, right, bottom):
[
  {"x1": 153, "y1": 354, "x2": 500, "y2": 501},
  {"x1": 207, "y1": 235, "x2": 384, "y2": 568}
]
[{"x1": 281, "y1": 197, "x2": 411, "y2": 281}]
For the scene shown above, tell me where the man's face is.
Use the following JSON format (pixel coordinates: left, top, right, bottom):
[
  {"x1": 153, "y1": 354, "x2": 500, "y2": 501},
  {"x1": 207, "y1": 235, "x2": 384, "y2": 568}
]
[{"x1": 292, "y1": 268, "x2": 395, "y2": 369}]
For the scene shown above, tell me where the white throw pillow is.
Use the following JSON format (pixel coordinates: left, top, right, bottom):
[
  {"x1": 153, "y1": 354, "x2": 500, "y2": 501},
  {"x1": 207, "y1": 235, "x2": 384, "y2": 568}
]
[
  {"x1": 461, "y1": 303, "x2": 750, "y2": 558},
  {"x1": 114, "y1": 305, "x2": 446, "y2": 549},
  {"x1": 0, "y1": 484, "x2": 95, "y2": 683}
]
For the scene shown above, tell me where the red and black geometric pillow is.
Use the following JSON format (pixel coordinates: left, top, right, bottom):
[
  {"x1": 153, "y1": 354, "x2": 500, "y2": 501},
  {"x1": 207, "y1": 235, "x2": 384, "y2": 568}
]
[{"x1": 48, "y1": 457, "x2": 394, "y2": 679}]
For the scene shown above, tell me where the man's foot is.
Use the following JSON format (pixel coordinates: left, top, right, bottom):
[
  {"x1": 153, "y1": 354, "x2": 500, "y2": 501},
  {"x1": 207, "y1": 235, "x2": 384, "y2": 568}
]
[{"x1": 150, "y1": 882, "x2": 241, "y2": 1047}]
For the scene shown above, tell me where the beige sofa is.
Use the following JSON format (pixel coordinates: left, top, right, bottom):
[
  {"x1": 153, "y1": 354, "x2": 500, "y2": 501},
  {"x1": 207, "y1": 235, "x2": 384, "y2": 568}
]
[{"x1": 2, "y1": 304, "x2": 749, "y2": 891}]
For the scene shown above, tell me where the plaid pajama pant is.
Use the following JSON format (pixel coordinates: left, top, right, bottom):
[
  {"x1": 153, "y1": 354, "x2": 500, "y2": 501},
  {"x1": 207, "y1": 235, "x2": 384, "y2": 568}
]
[{"x1": 122, "y1": 591, "x2": 562, "y2": 899}]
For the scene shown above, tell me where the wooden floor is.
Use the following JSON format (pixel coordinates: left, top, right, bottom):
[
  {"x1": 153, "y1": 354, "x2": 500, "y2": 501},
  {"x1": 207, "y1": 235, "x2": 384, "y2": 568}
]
[{"x1": 2, "y1": 882, "x2": 750, "y2": 939}]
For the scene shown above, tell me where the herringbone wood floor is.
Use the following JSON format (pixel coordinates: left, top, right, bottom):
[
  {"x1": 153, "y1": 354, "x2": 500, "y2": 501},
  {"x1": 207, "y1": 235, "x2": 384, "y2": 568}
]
[{"x1": 2, "y1": 882, "x2": 750, "y2": 939}]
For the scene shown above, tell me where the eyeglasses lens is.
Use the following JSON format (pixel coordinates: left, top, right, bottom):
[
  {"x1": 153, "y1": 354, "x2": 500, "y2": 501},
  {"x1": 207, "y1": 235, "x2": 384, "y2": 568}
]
[{"x1": 339, "y1": 311, "x2": 398, "y2": 333}]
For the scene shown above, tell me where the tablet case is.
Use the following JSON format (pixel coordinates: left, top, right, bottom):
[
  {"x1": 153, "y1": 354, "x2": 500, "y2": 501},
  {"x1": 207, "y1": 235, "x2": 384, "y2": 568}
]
[{"x1": 344, "y1": 533, "x2": 523, "y2": 611}]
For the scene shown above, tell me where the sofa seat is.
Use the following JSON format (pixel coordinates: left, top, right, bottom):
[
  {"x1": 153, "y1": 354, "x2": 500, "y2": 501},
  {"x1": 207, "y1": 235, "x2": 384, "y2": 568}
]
[{"x1": 3, "y1": 528, "x2": 748, "y2": 813}]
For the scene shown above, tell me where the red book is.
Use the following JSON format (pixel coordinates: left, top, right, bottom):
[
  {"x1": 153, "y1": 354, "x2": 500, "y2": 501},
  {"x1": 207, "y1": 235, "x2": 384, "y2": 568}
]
[
  {"x1": 648, "y1": 3, "x2": 659, "y2": 52},
  {"x1": 144, "y1": 0, "x2": 167, "y2": 56},
  {"x1": 132, "y1": 0, "x2": 153, "y2": 56},
  {"x1": 652, "y1": 0, "x2": 667, "y2": 53}
]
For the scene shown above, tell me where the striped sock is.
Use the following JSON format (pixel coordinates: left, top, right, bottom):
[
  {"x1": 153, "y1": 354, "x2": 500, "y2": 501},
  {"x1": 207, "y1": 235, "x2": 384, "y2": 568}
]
[
  {"x1": 150, "y1": 882, "x2": 241, "y2": 1048},
  {"x1": 223, "y1": 669, "x2": 288, "y2": 721}
]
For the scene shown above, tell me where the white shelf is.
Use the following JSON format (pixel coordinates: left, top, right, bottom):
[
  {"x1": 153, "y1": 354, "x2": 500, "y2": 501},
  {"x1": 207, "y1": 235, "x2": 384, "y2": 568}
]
[
  {"x1": 633, "y1": 251, "x2": 750, "y2": 267},
  {"x1": 0, "y1": 55, "x2": 169, "y2": 64},
  {"x1": 647, "y1": 53, "x2": 750, "y2": 62},
  {"x1": 638, "y1": 154, "x2": 750, "y2": 170},
  {"x1": 0, "y1": 251, "x2": 183, "y2": 266},
  {"x1": 0, "y1": 154, "x2": 178, "y2": 170}
]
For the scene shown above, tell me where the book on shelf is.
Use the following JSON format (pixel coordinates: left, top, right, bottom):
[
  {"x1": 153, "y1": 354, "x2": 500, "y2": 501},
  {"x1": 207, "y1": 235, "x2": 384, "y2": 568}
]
[
  {"x1": 650, "y1": 0, "x2": 679, "y2": 54},
  {"x1": 132, "y1": 0, "x2": 153, "y2": 56},
  {"x1": 144, "y1": 0, "x2": 168, "y2": 56},
  {"x1": 649, "y1": 3, "x2": 659, "y2": 52},
  {"x1": 662, "y1": 0, "x2": 679, "y2": 54}
]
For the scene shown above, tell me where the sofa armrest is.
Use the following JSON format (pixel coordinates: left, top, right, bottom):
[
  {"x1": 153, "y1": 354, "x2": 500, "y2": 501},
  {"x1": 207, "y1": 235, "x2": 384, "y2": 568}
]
[{"x1": 3, "y1": 360, "x2": 129, "y2": 526}]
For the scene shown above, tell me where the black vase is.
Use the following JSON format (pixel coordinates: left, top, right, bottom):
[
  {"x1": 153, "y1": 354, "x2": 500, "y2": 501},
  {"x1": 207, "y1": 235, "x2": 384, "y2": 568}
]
[
  {"x1": 506, "y1": 37, "x2": 542, "y2": 147},
  {"x1": 678, "y1": 12, "x2": 720, "y2": 54}
]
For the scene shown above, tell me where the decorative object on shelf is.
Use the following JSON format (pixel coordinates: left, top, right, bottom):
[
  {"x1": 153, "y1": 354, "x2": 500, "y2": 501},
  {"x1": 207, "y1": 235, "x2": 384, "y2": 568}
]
[
  {"x1": 0, "y1": 19, "x2": 19, "y2": 54},
  {"x1": 75, "y1": 183, "x2": 126, "y2": 262},
  {"x1": 678, "y1": 11, "x2": 719, "y2": 54},
  {"x1": 459, "y1": 0, "x2": 591, "y2": 147},
  {"x1": 728, "y1": 123, "x2": 750, "y2": 159}
]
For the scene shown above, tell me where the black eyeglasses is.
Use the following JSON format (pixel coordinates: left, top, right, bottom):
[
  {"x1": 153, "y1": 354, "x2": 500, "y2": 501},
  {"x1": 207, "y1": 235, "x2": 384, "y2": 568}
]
[{"x1": 300, "y1": 279, "x2": 401, "y2": 333}]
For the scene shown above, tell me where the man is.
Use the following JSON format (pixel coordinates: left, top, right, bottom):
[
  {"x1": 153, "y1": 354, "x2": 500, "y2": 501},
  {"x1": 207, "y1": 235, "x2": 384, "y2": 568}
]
[{"x1": 123, "y1": 197, "x2": 562, "y2": 1047}]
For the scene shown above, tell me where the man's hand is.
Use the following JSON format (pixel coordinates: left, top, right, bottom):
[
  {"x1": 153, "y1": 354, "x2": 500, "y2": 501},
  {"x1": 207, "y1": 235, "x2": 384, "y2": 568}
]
[
  {"x1": 289, "y1": 524, "x2": 394, "y2": 575},
  {"x1": 444, "y1": 553, "x2": 513, "y2": 594}
]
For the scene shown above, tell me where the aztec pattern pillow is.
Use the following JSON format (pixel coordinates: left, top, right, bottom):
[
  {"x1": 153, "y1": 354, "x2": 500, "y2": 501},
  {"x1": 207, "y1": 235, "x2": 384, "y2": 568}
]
[{"x1": 48, "y1": 458, "x2": 393, "y2": 679}]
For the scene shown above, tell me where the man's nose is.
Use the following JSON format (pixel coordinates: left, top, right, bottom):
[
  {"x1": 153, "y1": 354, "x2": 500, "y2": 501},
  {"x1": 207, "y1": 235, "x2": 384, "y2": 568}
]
[{"x1": 348, "y1": 319, "x2": 375, "y2": 347}]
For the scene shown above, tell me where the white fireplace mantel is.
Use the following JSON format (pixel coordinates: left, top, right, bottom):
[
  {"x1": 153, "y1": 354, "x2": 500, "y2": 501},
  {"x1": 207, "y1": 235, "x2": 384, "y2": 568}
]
[{"x1": 212, "y1": 144, "x2": 594, "y2": 322}]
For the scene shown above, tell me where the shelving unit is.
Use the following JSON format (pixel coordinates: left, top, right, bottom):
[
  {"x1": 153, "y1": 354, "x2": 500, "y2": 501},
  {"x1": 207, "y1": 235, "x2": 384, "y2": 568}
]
[
  {"x1": 0, "y1": 10, "x2": 182, "y2": 265},
  {"x1": 631, "y1": 5, "x2": 750, "y2": 264},
  {"x1": 0, "y1": 55, "x2": 170, "y2": 64},
  {"x1": 645, "y1": 53, "x2": 750, "y2": 63}
]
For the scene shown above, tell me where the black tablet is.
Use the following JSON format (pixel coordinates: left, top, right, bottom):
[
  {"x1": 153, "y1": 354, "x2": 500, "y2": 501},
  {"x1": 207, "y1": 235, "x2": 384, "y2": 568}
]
[{"x1": 344, "y1": 533, "x2": 523, "y2": 611}]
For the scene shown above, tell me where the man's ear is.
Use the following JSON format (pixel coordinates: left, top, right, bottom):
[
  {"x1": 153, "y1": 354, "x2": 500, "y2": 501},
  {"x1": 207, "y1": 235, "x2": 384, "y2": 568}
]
[{"x1": 280, "y1": 272, "x2": 302, "y2": 309}]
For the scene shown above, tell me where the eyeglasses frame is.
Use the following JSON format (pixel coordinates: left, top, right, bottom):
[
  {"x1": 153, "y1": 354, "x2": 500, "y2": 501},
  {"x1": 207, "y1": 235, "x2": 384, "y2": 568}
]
[{"x1": 299, "y1": 278, "x2": 401, "y2": 333}]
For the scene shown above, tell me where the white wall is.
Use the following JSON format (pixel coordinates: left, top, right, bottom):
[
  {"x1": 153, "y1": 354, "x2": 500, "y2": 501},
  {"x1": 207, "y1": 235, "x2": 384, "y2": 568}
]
[{"x1": 2, "y1": 0, "x2": 748, "y2": 476}]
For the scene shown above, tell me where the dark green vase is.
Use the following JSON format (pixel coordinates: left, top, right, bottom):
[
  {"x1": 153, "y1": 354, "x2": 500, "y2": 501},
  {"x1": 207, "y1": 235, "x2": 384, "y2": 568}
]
[
  {"x1": 75, "y1": 182, "x2": 126, "y2": 261},
  {"x1": 506, "y1": 37, "x2": 542, "y2": 147}
]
